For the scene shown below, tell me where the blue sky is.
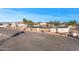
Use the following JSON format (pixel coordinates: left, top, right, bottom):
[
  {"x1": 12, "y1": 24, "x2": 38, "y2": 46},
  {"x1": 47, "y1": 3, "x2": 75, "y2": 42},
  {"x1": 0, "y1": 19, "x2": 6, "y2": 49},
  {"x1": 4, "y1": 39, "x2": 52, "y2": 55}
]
[{"x1": 0, "y1": 8, "x2": 79, "y2": 22}]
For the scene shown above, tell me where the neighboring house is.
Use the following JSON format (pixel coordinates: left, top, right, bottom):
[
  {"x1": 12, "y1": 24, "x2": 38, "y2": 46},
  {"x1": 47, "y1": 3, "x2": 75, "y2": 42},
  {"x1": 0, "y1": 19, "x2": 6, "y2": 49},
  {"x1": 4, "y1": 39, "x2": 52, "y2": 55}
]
[
  {"x1": 68, "y1": 25, "x2": 77, "y2": 29},
  {"x1": 59, "y1": 24, "x2": 66, "y2": 27},
  {"x1": 11, "y1": 23, "x2": 16, "y2": 29},
  {"x1": 17, "y1": 24, "x2": 27, "y2": 27},
  {"x1": 39, "y1": 22, "x2": 47, "y2": 26},
  {"x1": 15, "y1": 21, "x2": 27, "y2": 27},
  {"x1": 33, "y1": 24, "x2": 40, "y2": 27},
  {"x1": 0, "y1": 24, "x2": 9, "y2": 28}
]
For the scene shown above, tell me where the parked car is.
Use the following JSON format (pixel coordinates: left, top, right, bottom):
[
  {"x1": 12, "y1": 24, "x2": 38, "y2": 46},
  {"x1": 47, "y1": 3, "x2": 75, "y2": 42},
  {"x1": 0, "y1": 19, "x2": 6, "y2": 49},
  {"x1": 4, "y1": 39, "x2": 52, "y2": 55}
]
[{"x1": 68, "y1": 29, "x2": 79, "y2": 38}]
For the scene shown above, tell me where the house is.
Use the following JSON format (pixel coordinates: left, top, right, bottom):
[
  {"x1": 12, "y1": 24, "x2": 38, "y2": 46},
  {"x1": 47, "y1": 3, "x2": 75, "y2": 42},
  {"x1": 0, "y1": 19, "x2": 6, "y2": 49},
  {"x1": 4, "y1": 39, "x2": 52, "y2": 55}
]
[
  {"x1": 0, "y1": 24, "x2": 9, "y2": 28},
  {"x1": 33, "y1": 24, "x2": 40, "y2": 27},
  {"x1": 17, "y1": 24, "x2": 27, "y2": 27},
  {"x1": 39, "y1": 22, "x2": 47, "y2": 26},
  {"x1": 15, "y1": 21, "x2": 27, "y2": 27},
  {"x1": 59, "y1": 23, "x2": 66, "y2": 27},
  {"x1": 10, "y1": 23, "x2": 17, "y2": 29}
]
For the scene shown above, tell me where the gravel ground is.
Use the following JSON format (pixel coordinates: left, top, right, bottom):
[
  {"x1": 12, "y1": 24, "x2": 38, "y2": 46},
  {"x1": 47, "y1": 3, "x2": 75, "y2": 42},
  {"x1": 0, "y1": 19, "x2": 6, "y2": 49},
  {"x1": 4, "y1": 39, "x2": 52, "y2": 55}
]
[{"x1": 0, "y1": 27, "x2": 79, "y2": 51}]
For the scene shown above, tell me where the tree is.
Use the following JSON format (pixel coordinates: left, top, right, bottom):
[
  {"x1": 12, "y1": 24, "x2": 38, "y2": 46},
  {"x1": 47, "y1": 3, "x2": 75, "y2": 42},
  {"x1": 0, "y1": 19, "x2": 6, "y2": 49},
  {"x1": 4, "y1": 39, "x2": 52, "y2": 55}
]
[
  {"x1": 22, "y1": 18, "x2": 34, "y2": 27},
  {"x1": 27, "y1": 20, "x2": 34, "y2": 26},
  {"x1": 53, "y1": 21, "x2": 60, "y2": 26},
  {"x1": 67, "y1": 20, "x2": 77, "y2": 26},
  {"x1": 46, "y1": 21, "x2": 54, "y2": 27},
  {"x1": 53, "y1": 21, "x2": 60, "y2": 33},
  {"x1": 23, "y1": 18, "x2": 27, "y2": 24}
]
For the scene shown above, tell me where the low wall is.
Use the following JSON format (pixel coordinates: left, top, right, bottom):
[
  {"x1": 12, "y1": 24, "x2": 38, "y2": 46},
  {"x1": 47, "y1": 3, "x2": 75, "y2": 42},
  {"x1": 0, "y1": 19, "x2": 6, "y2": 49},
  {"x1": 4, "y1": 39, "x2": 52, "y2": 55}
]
[
  {"x1": 58, "y1": 28, "x2": 70, "y2": 33},
  {"x1": 7, "y1": 26, "x2": 70, "y2": 34},
  {"x1": 50, "y1": 28, "x2": 56, "y2": 33}
]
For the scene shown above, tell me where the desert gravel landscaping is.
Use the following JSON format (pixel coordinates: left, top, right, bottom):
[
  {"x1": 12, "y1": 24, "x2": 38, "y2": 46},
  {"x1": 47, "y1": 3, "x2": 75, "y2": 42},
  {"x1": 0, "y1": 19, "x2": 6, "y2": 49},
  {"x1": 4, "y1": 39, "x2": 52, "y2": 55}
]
[{"x1": 0, "y1": 28, "x2": 79, "y2": 51}]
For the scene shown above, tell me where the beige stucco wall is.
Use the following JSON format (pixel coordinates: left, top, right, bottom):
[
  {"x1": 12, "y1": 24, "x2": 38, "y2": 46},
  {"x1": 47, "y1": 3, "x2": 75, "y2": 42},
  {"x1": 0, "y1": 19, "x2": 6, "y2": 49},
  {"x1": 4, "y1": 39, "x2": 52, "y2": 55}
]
[
  {"x1": 58, "y1": 28, "x2": 70, "y2": 33},
  {"x1": 50, "y1": 28, "x2": 56, "y2": 33}
]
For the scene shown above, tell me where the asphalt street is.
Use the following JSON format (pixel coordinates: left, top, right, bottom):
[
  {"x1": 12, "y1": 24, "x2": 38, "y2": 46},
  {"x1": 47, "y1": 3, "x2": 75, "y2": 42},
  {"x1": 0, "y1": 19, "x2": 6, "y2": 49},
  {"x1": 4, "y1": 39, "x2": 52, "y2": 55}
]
[{"x1": 0, "y1": 28, "x2": 79, "y2": 51}]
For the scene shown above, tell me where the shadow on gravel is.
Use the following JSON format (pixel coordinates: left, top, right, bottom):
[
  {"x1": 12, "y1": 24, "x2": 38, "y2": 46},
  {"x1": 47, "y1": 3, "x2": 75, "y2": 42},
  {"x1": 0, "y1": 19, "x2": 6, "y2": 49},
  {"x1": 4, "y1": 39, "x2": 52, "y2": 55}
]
[
  {"x1": 12, "y1": 31, "x2": 24, "y2": 37},
  {"x1": 0, "y1": 31, "x2": 24, "y2": 45}
]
